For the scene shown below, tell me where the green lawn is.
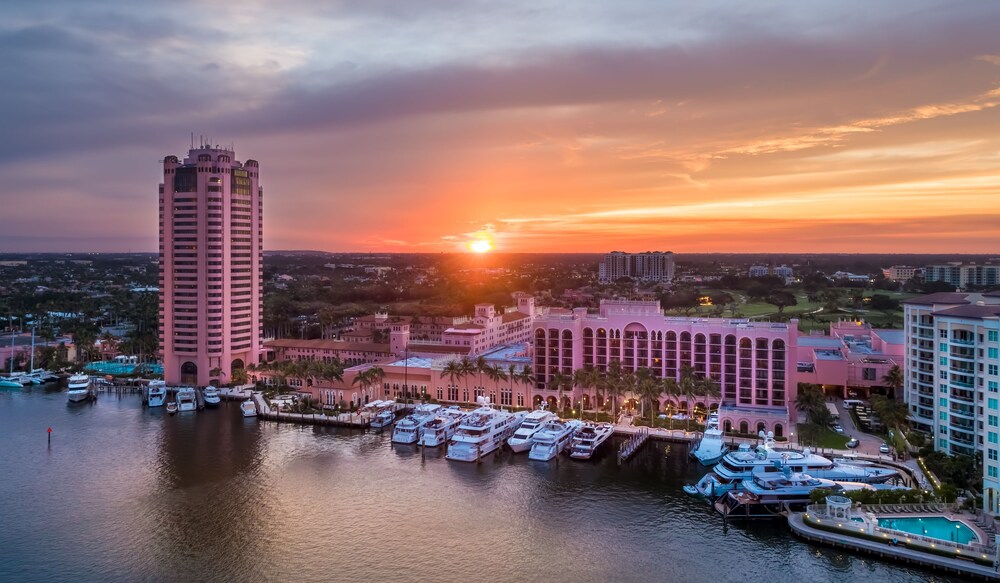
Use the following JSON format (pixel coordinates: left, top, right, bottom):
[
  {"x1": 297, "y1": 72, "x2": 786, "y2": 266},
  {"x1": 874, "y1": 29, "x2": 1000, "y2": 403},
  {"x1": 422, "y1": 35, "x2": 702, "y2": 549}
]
[{"x1": 795, "y1": 423, "x2": 850, "y2": 449}]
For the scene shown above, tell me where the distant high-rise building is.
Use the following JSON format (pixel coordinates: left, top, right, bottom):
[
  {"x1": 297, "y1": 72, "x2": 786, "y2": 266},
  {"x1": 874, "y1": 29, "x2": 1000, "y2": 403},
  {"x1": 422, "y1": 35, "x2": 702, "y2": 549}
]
[
  {"x1": 159, "y1": 145, "x2": 263, "y2": 386},
  {"x1": 598, "y1": 251, "x2": 674, "y2": 283},
  {"x1": 924, "y1": 262, "x2": 1000, "y2": 290}
]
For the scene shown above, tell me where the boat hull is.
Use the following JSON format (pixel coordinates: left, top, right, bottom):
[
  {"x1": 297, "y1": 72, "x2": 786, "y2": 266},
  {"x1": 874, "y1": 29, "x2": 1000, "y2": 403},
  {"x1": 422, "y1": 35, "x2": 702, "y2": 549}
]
[
  {"x1": 446, "y1": 440, "x2": 499, "y2": 462},
  {"x1": 507, "y1": 438, "x2": 533, "y2": 453},
  {"x1": 67, "y1": 390, "x2": 91, "y2": 403}
]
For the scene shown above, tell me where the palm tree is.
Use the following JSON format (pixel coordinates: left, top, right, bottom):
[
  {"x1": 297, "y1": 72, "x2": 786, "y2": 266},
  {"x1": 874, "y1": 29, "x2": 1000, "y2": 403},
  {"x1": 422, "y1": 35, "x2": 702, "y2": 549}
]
[
  {"x1": 368, "y1": 366, "x2": 385, "y2": 399},
  {"x1": 549, "y1": 370, "x2": 572, "y2": 416},
  {"x1": 695, "y1": 375, "x2": 721, "y2": 418},
  {"x1": 636, "y1": 367, "x2": 662, "y2": 424},
  {"x1": 677, "y1": 365, "x2": 700, "y2": 416},
  {"x1": 514, "y1": 364, "x2": 535, "y2": 407},
  {"x1": 660, "y1": 376, "x2": 680, "y2": 417},
  {"x1": 795, "y1": 383, "x2": 827, "y2": 425},
  {"x1": 351, "y1": 368, "x2": 371, "y2": 402},
  {"x1": 605, "y1": 360, "x2": 625, "y2": 421},
  {"x1": 484, "y1": 364, "x2": 507, "y2": 404},
  {"x1": 882, "y1": 364, "x2": 904, "y2": 399},
  {"x1": 459, "y1": 357, "x2": 476, "y2": 403},
  {"x1": 443, "y1": 359, "x2": 462, "y2": 398},
  {"x1": 573, "y1": 368, "x2": 597, "y2": 413},
  {"x1": 475, "y1": 355, "x2": 488, "y2": 395},
  {"x1": 620, "y1": 370, "x2": 638, "y2": 417}
]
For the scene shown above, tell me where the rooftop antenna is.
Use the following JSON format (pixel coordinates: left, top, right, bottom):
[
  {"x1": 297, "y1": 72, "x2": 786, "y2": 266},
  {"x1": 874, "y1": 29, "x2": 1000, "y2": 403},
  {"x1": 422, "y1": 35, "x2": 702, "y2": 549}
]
[{"x1": 190, "y1": 132, "x2": 194, "y2": 149}]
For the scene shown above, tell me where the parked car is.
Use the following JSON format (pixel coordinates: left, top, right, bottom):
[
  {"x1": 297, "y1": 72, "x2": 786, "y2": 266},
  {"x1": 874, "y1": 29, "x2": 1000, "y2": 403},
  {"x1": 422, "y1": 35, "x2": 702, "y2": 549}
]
[
  {"x1": 879, "y1": 443, "x2": 890, "y2": 454},
  {"x1": 833, "y1": 424, "x2": 844, "y2": 433},
  {"x1": 846, "y1": 438, "x2": 860, "y2": 449}
]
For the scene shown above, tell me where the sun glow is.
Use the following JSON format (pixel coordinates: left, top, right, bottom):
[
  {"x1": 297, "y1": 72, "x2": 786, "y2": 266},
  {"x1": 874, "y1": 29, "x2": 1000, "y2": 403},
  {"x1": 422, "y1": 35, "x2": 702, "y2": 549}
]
[{"x1": 469, "y1": 239, "x2": 493, "y2": 253}]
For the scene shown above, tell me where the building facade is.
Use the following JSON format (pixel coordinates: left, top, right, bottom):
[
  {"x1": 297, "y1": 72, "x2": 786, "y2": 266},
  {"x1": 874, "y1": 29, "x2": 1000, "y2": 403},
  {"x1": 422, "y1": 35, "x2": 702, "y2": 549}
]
[
  {"x1": 598, "y1": 251, "x2": 675, "y2": 283},
  {"x1": 924, "y1": 263, "x2": 1000, "y2": 290},
  {"x1": 532, "y1": 300, "x2": 798, "y2": 436},
  {"x1": 795, "y1": 320, "x2": 903, "y2": 397},
  {"x1": 882, "y1": 265, "x2": 920, "y2": 282},
  {"x1": 159, "y1": 146, "x2": 263, "y2": 386},
  {"x1": 903, "y1": 291, "x2": 1000, "y2": 514}
]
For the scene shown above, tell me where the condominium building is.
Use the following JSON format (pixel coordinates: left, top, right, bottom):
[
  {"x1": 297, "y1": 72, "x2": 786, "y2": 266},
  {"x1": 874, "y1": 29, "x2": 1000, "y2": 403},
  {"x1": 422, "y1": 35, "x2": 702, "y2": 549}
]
[
  {"x1": 903, "y1": 291, "x2": 1000, "y2": 514},
  {"x1": 532, "y1": 300, "x2": 798, "y2": 436},
  {"x1": 598, "y1": 251, "x2": 675, "y2": 283},
  {"x1": 159, "y1": 146, "x2": 263, "y2": 386},
  {"x1": 748, "y1": 264, "x2": 793, "y2": 279},
  {"x1": 924, "y1": 262, "x2": 1000, "y2": 290}
]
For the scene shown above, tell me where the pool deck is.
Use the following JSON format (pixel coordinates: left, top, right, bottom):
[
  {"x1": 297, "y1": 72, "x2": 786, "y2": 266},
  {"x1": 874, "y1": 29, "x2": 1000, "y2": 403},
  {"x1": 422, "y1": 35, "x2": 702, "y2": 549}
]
[{"x1": 789, "y1": 511, "x2": 1000, "y2": 580}]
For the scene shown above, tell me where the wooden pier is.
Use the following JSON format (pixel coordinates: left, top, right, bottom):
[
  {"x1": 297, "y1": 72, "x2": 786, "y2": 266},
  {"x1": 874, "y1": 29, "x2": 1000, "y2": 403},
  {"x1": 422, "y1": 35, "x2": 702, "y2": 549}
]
[{"x1": 617, "y1": 427, "x2": 650, "y2": 464}]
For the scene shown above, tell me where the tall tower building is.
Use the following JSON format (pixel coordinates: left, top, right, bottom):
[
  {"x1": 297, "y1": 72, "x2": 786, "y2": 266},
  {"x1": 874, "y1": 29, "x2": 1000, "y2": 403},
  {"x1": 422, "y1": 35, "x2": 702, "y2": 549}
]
[{"x1": 159, "y1": 145, "x2": 263, "y2": 386}]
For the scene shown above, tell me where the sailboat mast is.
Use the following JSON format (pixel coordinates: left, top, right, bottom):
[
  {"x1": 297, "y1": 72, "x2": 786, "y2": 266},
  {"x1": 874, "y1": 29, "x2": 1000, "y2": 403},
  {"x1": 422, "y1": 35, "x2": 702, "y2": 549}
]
[{"x1": 30, "y1": 326, "x2": 35, "y2": 371}]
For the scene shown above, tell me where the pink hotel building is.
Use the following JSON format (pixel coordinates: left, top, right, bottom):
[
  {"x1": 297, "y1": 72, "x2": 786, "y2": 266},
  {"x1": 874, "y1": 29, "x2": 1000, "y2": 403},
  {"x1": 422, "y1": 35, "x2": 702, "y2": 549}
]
[
  {"x1": 532, "y1": 300, "x2": 799, "y2": 437},
  {"x1": 159, "y1": 146, "x2": 263, "y2": 386}
]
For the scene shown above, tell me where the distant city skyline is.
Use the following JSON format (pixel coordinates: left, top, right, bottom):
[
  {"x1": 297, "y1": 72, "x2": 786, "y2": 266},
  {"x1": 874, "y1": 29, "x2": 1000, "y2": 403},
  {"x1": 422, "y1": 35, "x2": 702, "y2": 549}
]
[{"x1": 1, "y1": 1, "x2": 999, "y2": 253}]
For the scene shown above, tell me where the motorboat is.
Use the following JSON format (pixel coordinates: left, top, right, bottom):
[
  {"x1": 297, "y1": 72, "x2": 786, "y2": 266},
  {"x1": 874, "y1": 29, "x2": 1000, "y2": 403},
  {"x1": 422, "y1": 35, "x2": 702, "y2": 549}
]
[
  {"x1": 684, "y1": 433, "x2": 898, "y2": 498},
  {"x1": 176, "y1": 387, "x2": 197, "y2": 412},
  {"x1": 690, "y1": 412, "x2": 728, "y2": 466},
  {"x1": 240, "y1": 399, "x2": 257, "y2": 418},
  {"x1": 370, "y1": 400, "x2": 397, "y2": 429},
  {"x1": 166, "y1": 401, "x2": 178, "y2": 415},
  {"x1": 147, "y1": 381, "x2": 167, "y2": 407},
  {"x1": 0, "y1": 376, "x2": 23, "y2": 389},
  {"x1": 528, "y1": 419, "x2": 583, "y2": 461},
  {"x1": 203, "y1": 386, "x2": 221, "y2": 407},
  {"x1": 446, "y1": 398, "x2": 526, "y2": 462},
  {"x1": 419, "y1": 407, "x2": 468, "y2": 447},
  {"x1": 569, "y1": 422, "x2": 615, "y2": 460},
  {"x1": 392, "y1": 403, "x2": 442, "y2": 444},
  {"x1": 67, "y1": 374, "x2": 92, "y2": 403},
  {"x1": 507, "y1": 405, "x2": 558, "y2": 453},
  {"x1": 714, "y1": 465, "x2": 875, "y2": 519}
]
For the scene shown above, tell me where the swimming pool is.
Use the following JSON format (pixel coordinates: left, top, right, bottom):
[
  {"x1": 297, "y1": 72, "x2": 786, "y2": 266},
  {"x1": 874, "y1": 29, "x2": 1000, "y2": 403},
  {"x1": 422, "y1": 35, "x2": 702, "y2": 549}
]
[
  {"x1": 84, "y1": 361, "x2": 164, "y2": 376},
  {"x1": 877, "y1": 516, "x2": 979, "y2": 545}
]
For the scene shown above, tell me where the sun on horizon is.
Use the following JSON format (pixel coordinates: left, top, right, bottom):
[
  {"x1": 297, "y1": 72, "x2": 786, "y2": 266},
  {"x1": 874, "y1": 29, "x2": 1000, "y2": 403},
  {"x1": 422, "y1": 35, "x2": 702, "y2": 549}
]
[{"x1": 468, "y1": 239, "x2": 493, "y2": 253}]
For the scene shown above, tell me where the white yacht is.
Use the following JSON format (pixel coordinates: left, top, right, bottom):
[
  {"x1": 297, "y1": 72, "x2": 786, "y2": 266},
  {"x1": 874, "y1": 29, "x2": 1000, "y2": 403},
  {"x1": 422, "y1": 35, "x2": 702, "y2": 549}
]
[
  {"x1": 684, "y1": 434, "x2": 898, "y2": 497},
  {"x1": 528, "y1": 419, "x2": 583, "y2": 461},
  {"x1": 446, "y1": 398, "x2": 526, "y2": 462},
  {"x1": 507, "y1": 405, "x2": 558, "y2": 453},
  {"x1": 690, "y1": 412, "x2": 728, "y2": 466},
  {"x1": 147, "y1": 381, "x2": 167, "y2": 407},
  {"x1": 419, "y1": 407, "x2": 468, "y2": 447},
  {"x1": 240, "y1": 399, "x2": 258, "y2": 417},
  {"x1": 569, "y1": 422, "x2": 615, "y2": 460},
  {"x1": 715, "y1": 467, "x2": 875, "y2": 519},
  {"x1": 370, "y1": 400, "x2": 396, "y2": 429},
  {"x1": 67, "y1": 374, "x2": 92, "y2": 403},
  {"x1": 392, "y1": 403, "x2": 442, "y2": 444},
  {"x1": 176, "y1": 387, "x2": 197, "y2": 412},
  {"x1": 203, "y1": 386, "x2": 221, "y2": 407}
]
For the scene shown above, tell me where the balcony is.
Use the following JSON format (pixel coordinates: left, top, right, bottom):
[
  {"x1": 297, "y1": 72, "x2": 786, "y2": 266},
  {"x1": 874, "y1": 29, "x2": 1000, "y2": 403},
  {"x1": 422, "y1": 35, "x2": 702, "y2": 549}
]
[
  {"x1": 949, "y1": 406, "x2": 976, "y2": 419},
  {"x1": 950, "y1": 337, "x2": 975, "y2": 346}
]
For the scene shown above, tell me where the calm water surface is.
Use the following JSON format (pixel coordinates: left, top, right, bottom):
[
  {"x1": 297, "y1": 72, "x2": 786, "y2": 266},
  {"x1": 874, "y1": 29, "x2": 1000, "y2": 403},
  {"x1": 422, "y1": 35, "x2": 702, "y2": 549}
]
[{"x1": 0, "y1": 388, "x2": 965, "y2": 582}]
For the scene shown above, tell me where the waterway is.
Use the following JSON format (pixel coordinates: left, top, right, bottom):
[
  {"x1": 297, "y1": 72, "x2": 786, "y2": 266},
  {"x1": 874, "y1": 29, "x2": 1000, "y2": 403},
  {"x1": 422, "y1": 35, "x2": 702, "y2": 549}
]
[{"x1": 0, "y1": 387, "x2": 965, "y2": 582}]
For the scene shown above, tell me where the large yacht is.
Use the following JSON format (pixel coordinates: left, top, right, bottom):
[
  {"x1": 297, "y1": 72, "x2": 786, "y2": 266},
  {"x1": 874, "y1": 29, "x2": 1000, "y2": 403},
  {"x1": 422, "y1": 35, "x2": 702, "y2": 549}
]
[
  {"x1": 714, "y1": 467, "x2": 876, "y2": 519},
  {"x1": 392, "y1": 403, "x2": 443, "y2": 444},
  {"x1": 507, "y1": 405, "x2": 558, "y2": 452},
  {"x1": 419, "y1": 407, "x2": 468, "y2": 447},
  {"x1": 176, "y1": 387, "x2": 197, "y2": 412},
  {"x1": 66, "y1": 374, "x2": 92, "y2": 403},
  {"x1": 446, "y1": 398, "x2": 526, "y2": 462},
  {"x1": 528, "y1": 419, "x2": 584, "y2": 461},
  {"x1": 569, "y1": 422, "x2": 615, "y2": 460},
  {"x1": 690, "y1": 412, "x2": 728, "y2": 466},
  {"x1": 203, "y1": 386, "x2": 221, "y2": 408},
  {"x1": 147, "y1": 381, "x2": 167, "y2": 407},
  {"x1": 370, "y1": 400, "x2": 397, "y2": 429},
  {"x1": 684, "y1": 434, "x2": 898, "y2": 497}
]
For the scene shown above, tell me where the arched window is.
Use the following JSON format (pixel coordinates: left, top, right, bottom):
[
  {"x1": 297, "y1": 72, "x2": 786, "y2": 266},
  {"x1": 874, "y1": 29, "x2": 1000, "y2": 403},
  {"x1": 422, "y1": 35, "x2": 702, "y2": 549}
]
[{"x1": 181, "y1": 361, "x2": 197, "y2": 385}]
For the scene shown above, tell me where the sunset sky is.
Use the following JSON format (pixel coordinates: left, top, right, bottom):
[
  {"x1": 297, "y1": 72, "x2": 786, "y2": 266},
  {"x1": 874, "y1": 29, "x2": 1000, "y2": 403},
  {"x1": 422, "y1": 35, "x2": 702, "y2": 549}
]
[{"x1": 2, "y1": 1, "x2": 999, "y2": 253}]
